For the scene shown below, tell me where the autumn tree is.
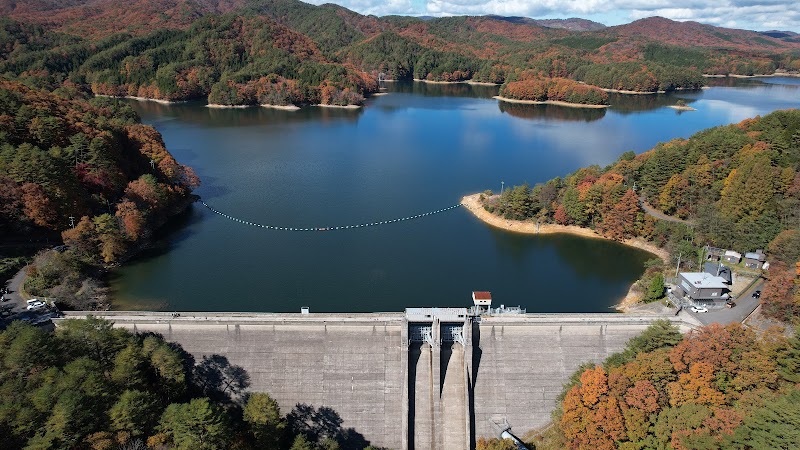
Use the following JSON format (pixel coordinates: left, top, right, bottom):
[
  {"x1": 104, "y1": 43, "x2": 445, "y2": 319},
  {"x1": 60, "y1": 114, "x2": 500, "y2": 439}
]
[{"x1": 598, "y1": 189, "x2": 640, "y2": 241}]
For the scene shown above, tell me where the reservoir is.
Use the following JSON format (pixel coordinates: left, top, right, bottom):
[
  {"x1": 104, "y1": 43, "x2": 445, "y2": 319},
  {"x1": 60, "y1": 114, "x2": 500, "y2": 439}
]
[{"x1": 111, "y1": 78, "x2": 800, "y2": 312}]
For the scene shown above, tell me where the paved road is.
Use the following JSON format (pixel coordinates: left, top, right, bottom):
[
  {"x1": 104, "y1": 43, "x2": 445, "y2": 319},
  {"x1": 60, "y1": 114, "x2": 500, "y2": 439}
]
[
  {"x1": 688, "y1": 279, "x2": 764, "y2": 326},
  {"x1": 639, "y1": 197, "x2": 693, "y2": 225},
  {"x1": 2, "y1": 266, "x2": 28, "y2": 314},
  {"x1": 1, "y1": 266, "x2": 58, "y2": 330}
]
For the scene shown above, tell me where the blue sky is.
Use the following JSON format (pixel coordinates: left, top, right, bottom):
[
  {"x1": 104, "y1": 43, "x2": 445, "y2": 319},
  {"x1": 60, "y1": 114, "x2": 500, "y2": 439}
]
[{"x1": 306, "y1": 0, "x2": 800, "y2": 32}]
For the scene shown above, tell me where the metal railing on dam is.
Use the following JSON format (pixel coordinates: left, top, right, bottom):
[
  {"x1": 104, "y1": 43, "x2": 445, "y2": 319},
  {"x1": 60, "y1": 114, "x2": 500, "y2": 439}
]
[{"x1": 54, "y1": 311, "x2": 699, "y2": 450}]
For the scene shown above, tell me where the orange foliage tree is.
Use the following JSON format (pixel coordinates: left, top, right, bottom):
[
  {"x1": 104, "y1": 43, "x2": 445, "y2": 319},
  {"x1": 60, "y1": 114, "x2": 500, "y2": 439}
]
[{"x1": 558, "y1": 323, "x2": 794, "y2": 450}]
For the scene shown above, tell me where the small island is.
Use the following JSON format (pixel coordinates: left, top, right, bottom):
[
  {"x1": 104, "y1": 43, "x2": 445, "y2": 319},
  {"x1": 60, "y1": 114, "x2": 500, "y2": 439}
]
[
  {"x1": 497, "y1": 78, "x2": 610, "y2": 108},
  {"x1": 668, "y1": 99, "x2": 697, "y2": 111}
]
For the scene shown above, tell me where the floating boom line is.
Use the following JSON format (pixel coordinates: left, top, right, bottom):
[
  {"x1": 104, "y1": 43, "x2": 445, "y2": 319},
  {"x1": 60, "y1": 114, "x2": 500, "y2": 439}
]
[{"x1": 200, "y1": 200, "x2": 461, "y2": 232}]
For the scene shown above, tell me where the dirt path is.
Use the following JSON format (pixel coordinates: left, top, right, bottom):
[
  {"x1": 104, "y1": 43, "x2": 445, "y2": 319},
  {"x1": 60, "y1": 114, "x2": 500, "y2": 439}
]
[
  {"x1": 461, "y1": 194, "x2": 669, "y2": 262},
  {"x1": 639, "y1": 196, "x2": 693, "y2": 225}
]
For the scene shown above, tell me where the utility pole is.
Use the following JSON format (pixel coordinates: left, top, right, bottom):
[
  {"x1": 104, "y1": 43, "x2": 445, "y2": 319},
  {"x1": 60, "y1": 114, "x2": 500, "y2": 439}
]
[{"x1": 69, "y1": 216, "x2": 75, "y2": 228}]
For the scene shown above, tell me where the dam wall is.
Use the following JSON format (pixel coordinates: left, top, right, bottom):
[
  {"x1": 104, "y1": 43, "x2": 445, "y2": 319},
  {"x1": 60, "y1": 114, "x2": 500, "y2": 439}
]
[
  {"x1": 56, "y1": 311, "x2": 696, "y2": 449},
  {"x1": 470, "y1": 315, "x2": 696, "y2": 441}
]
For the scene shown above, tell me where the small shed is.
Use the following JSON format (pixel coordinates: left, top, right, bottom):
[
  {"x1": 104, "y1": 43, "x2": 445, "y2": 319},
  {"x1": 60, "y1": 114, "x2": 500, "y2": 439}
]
[
  {"x1": 472, "y1": 291, "x2": 492, "y2": 309},
  {"x1": 723, "y1": 250, "x2": 742, "y2": 264},
  {"x1": 705, "y1": 246, "x2": 725, "y2": 261},
  {"x1": 703, "y1": 262, "x2": 732, "y2": 284},
  {"x1": 744, "y1": 250, "x2": 767, "y2": 269}
]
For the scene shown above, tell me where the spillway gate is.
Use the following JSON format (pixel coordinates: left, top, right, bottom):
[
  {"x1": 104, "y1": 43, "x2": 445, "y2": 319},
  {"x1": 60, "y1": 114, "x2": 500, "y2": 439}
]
[{"x1": 404, "y1": 308, "x2": 472, "y2": 450}]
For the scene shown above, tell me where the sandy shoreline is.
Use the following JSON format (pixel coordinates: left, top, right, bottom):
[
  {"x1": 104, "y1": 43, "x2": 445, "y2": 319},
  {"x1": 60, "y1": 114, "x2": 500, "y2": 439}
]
[
  {"x1": 315, "y1": 104, "x2": 362, "y2": 109},
  {"x1": 602, "y1": 88, "x2": 664, "y2": 95},
  {"x1": 704, "y1": 72, "x2": 800, "y2": 78},
  {"x1": 461, "y1": 194, "x2": 669, "y2": 262},
  {"x1": 668, "y1": 105, "x2": 696, "y2": 111},
  {"x1": 207, "y1": 103, "x2": 361, "y2": 110},
  {"x1": 206, "y1": 103, "x2": 251, "y2": 109},
  {"x1": 409, "y1": 78, "x2": 499, "y2": 86},
  {"x1": 494, "y1": 96, "x2": 609, "y2": 109},
  {"x1": 95, "y1": 94, "x2": 183, "y2": 104},
  {"x1": 461, "y1": 193, "x2": 670, "y2": 311},
  {"x1": 262, "y1": 104, "x2": 301, "y2": 111}
]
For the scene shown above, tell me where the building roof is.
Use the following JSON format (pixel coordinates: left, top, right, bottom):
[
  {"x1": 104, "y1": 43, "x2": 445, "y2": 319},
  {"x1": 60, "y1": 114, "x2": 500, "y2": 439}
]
[
  {"x1": 472, "y1": 291, "x2": 492, "y2": 300},
  {"x1": 724, "y1": 250, "x2": 742, "y2": 258},
  {"x1": 680, "y1": 272, "x2": 729, "y2": 290},
  {"x1": 744, "y1": 252, "x2": 766, "y2": 261},
  {"x1": 703, "y1": 262, "x2": 732, "y2": 283}
]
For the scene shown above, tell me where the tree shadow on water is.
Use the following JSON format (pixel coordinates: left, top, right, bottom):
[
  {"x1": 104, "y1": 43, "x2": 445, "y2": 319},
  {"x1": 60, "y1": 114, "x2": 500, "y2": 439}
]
[{"x1": 287, "y1": 403, "x2": 370, "y2": 450}]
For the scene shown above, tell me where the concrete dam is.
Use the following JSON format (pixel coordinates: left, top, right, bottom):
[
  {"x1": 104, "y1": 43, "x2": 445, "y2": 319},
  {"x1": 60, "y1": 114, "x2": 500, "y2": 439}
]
[{"x1": 57, "y1": 310, "x2": 697, "y2": 449}]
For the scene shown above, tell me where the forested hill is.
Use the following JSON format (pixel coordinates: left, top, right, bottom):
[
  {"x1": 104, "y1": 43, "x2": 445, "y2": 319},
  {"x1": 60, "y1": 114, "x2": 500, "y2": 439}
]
[
  {"x1": 1, "y1": 0, "x2": 799, "y2": 105},
  {"x1": 488, "y1": 109, "x2": 800, "y2": 322},
  {"x1": 0, "y1": 80, "x2": 199, "y2": 308}
]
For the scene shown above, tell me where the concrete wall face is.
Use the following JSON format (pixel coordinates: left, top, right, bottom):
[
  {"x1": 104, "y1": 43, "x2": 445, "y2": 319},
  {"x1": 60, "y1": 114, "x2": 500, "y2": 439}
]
[
  {"x1": 65, "y1": 313, "x2": 695, "y2": 449},
  {"x1": 470, "y1": 320, "x2": 664, "y2": 439},
  {"x1": 115, "y1": 320, "x2": 406, "y2": 450}
]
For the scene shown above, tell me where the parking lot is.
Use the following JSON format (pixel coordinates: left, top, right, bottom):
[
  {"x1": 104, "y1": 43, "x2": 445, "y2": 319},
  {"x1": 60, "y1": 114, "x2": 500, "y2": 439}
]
[{"x1": 684, "y1": 279, "x2": 764, "y2": 326}]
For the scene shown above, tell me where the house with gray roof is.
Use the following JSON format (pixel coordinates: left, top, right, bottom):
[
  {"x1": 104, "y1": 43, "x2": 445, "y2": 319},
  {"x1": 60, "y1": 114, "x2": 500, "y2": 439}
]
[
  {"x1": 674, "y1": 272, "x2": 730, "y2": 302},
  {"x1": 703, "y1": 262, "x2": 732, "y2": 284},
  {"x1": 723, "y1": 250, "x2": 742, "y2": 264},
  {"x1": 744, "y1": 250, "x2": 767, "y2": 269}
]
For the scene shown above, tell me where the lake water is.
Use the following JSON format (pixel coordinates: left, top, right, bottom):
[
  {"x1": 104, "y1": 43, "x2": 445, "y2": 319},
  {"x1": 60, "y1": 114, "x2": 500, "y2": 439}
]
[{"x1": 111, "y1": 78, "x2": 800, "y2": 312}]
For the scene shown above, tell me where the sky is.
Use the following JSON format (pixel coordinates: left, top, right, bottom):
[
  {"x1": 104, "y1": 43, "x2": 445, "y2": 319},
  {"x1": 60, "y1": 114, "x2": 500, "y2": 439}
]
[{"x1": 305, "y1": 0, "x2": 800, "y2": 32}]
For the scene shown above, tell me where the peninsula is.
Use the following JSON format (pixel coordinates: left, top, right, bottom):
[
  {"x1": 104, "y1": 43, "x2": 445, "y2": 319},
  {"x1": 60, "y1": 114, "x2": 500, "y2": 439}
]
[{"x1": 461, "y1": 194, "x2": 667, "y2": 260}]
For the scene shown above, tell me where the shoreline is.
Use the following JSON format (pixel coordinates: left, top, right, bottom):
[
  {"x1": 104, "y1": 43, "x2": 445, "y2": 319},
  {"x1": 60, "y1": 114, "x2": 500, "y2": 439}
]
[
  {"x1": 704, "y1": 72, "x2": 800, "y2": 78},
  {"x1": 460, "y1": 194, "x2": 669, "y2": 262},
  {"x1": 94, "y1": 94, "x2": 184, "y2": 104},
  {"x1": 315, "y1": 103, "x2": 362, "y2": 109},
  {"x1": 262, "y1": 104, "x2": 301, "y2": 111},
  {"x1": 602, "y1": 86, "x2": 703, "y2": 95},
  {"x1": 411, "y1": 78, "x2": 500, "y2": 86},
  {"x1": 494, "y1": 95, "x2": 610, "y2": 109},
  {"x1": 206, "y1": 103, "x2": 251, "y2": 109}
]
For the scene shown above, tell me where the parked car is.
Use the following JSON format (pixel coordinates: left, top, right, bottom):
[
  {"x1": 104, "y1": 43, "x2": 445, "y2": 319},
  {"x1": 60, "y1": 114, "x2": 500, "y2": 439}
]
[
  {"x1": 26, "y1": 299, "x2": 46, "y2": 311},
  {"x1": 690, "y1": 305, "x2": 709, "y2": 313},
  {"x1": 726, "y1": 300, "x2": 736, "y2": 308},
  {"x1": 752, "y1": 290, "x2": 761, "y2": 299}
]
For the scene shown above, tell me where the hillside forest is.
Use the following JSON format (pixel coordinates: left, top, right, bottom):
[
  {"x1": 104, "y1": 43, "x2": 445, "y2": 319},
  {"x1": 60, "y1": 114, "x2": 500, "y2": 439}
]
[
  {"x1": 1, "y1": 0, "x2": 800, "y2": 108},
  {"x1": 0, "y1": 80, "x2": 199, "y2": 308},
  {"x1": 528, "y1": 320, "x2": 800, "y2": 450},
  {"x1": 484, "y1": 109, "x2": 800, "y2": 323}
]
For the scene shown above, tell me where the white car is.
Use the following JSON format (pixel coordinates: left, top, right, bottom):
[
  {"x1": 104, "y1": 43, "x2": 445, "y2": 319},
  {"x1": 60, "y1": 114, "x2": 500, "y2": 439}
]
[
  {"x1": 26, "y1": 299, "x2": 46, "y2": 311},
  {"x1": 690, "y1": 305, "x2": 708, "y2": 313}
]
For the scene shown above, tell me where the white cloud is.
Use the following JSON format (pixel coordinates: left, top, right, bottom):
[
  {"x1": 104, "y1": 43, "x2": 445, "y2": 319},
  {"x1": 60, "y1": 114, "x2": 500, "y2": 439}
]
[{"x1": 304, "y1": 0, "x2": 800, "y2": 31}]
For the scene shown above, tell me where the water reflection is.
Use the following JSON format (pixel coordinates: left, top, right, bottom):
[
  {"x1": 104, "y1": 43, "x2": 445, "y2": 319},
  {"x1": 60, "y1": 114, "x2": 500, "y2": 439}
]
[
  {"x1": 384, "y1": 81, "x2": 499, "y2": 98},
  {"x1": 607, "y1": 91, "x2": 700, "y2": 114},
  {"x1": 123, "y1": 99, "x2": 365, "y2": 127},
  {"x1": 498, "y1": 101, "x2": 606, "y2": 122}
]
